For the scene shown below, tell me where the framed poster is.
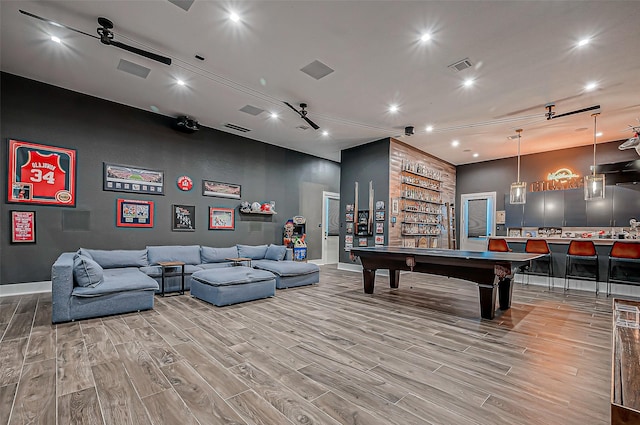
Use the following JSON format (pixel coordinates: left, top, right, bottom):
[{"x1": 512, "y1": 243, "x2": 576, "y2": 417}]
[
  {"x1": 202, "y1": 180, "x2": 241, "y2": 199},
  {"x1": 376, "y1": 200, "x2": 385, "y2": 210},
  {"x1": 392, "y1": 199, "x2": 399, "y2": 215},
  {"x1": 345, "y1": 212, "x2": 354, "y2": 222},
  {"x1": 116, "y1": 199, "x2": 154, "y2": 228},
  {"x1": 209, "y1": 207, "x2": 235, "y2": 230},
  {"x1": 345, "y1": 235, "x2": 353, "y2": 244},
  {"x1": 375, "y1": 235, "x2": 384, "y2": 245},
  {"x1": 104, "y1": 163, "x2": 164, "y2": 195},
  {"x1": 376, "y1": 222, "x2": 384, "y2": 234},
  {"x1": 11, "y1": 211, "x2": 36, "y2": 243},
  {"x1": 375, "y1": 211, "x2": 385, "y2": 221},
  {"x1": 358, "y1": 237, "x2": 368, "y2": 247},
  {"x1": 346, "y1": 204, "x2": 354, "y2": 212},
  {"x1": 346, "y1": 222, "x2": 354, "y2": 234},
  {"x1": 172, "y1": 205, "x2": 195, "y2": 231},
  {"x1": 7, "y1": 139, "x2": 76, "y2": 206}
]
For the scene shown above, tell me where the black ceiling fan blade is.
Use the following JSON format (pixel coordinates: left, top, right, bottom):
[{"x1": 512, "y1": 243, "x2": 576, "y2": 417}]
[
  {"x1": 109, "y1": 40, "x2": 172, "y2": 65},
  {"x1": 303, "y1": 116, "x2": 320, "y2": 130},
  {"x1": 551, "y1": 104, "x2": 601, "y2": 120},
  {"x1": 19, "y1": 9, "x2": 99, "y2": 39},
  {"x1": 283, "y1": 101, "x2": 302, "y2": 117}
]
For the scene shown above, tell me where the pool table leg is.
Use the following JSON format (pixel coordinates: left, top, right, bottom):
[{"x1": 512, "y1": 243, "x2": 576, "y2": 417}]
[
  {"x1": 363, "y1": 269, "x2": 376, "y2": 294},
  {"x1": 478, "y1": 283, "x2": 497, "y2": 320},
  {"x1": 389, "y1": 269, "x2": 400, "y2": 288},
  {"x1": 498, "y1": 277, "x2": 513, "y2": 311}
]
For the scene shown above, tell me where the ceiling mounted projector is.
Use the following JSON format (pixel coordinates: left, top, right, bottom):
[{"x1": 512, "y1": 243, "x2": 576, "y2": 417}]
[{"x1": 175, "y1": 115, "x2": 200, "y2": 133}]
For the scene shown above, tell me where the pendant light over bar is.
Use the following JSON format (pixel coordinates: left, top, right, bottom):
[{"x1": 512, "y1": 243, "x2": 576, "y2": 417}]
[
  {"x1": 510, "y1": 129, "x2": 526, "y2": 204},
  {"x1": 584, "y1": 112, "x2": 605, "y2": 200}
]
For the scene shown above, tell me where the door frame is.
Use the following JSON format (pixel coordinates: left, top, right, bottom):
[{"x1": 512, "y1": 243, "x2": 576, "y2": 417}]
[
  {"x1": 321, "y1": 191, "x2": 340, "y2": 265},
  {"x1": 460, "y1": 191, "x2": 496, "y2": 251}
]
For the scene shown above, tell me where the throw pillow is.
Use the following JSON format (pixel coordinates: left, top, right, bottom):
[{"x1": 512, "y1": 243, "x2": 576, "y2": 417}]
[
  {"x1": 237, "y1": 244, "x2": 269, "y2": 260},
  {"x1": 265, "y1": 244, "x2": 287, "y2": 261},
  {"x1": 73, "y1": 255, "x2": 104, "y2": 287}
]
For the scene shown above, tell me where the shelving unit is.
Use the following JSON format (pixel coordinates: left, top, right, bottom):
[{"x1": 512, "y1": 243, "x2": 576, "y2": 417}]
[{"x1": 400, "y1": 160, "x2": 444, "y2": 248}]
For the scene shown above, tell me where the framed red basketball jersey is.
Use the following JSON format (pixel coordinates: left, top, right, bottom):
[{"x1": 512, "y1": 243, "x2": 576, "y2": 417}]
[{"x1": 7, "y1": 139, "x2": 76, "y2": 206}]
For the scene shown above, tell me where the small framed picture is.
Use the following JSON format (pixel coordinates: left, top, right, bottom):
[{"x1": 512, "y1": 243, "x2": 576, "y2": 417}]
[
  {"x1": 496, "y1": 210, "x2": 506, "y2": 225},
  {"x1": 346, "y1": 222, "x2": 354, "y2": 234},
  {"x1": 345, "y1": 235, "x2": 353, "y2": 244},
  {"x1": 375, "y1": 235, "x2": 384, "y2": 245},
  {"x1": 345, "y1": 243, "x2": 352, "y2": 251},
  {"x1": 172, "y1": 205, "x2": 195, "y2": 231},
  {"x1": 202, "y1": 180, "x2": 241, "y2": 199},
  {"x1": 346, "y1": 204, "x2": 354, "y2": 212},
  {"x1": 508, "y1": 228, "x2": 522, "y2": 237},
  {"x1": 375, "y1": 211, "x2": 385, "y2": 221},
  {"x1": 209, "y1": 207, "x2": 235, "y2": 230},
  {"x1": 358, "y1": 237, "x2": 368, "y2": 247},
  {"x1": 345, "y1": 212, "x2": 354, "y2": 222},
  {"x1": 392, "y1": 199, "x2": 399, "y2": 215},
  {"x1": 116, "y1": 199, "x2": 154, "y2": 228},
  {"x1": 376, "y1": 200, "x2": 385, "y2": 210},
  {"x1": 11, "y1": 210, "x2": 36, "y2": 243},
  {"x1": 376, "y1": 222, "x2": 384, "y2": 234}
]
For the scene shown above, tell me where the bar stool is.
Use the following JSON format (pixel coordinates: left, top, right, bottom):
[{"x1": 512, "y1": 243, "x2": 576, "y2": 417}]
[
  {"x1": 565, "y1": 240, "x2": 599, "y2": 295},
  {"x1": 488, "y1": 238, "x2": 511, "y2": 252},
  {"x1": 521, "y1": 239, "x2": 553, "y2": 289},
  {"x1": 607, "y1": 241, "x2": 640, "y2": 296}
]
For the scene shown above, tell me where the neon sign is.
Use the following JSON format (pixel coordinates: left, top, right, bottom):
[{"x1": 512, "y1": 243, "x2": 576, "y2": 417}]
[{"x1": 531, "y1": 168, "x2": 582, "y2": 192}]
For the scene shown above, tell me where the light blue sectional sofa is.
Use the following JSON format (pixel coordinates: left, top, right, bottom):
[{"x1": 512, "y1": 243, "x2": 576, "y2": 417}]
[{"x1": 51, "y1": 244, "x2": 319, "y2": 323}]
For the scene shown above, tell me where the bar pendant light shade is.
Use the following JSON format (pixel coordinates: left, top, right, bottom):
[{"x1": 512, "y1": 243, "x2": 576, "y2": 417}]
[
  {"x1": 585, "y1": 113, "x2": 605, "y2": 201},
  {"x1": 510, "y1": 129, "x2": 526, "y2": 204},
  {"x1": 584, "y1": 174, "x2": 605, "y2": 200},
  {"x1": 510, "y1": 181, "x2": 527, "y2": 204}
]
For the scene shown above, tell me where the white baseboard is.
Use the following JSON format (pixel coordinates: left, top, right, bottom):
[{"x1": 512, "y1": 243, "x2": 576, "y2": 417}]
[
  {"x1": 0, "y1": 281, "x2": 52, "y2": 297},
  {"x1": 337, "y1": 262, "x2": 391, "y2": 276}
]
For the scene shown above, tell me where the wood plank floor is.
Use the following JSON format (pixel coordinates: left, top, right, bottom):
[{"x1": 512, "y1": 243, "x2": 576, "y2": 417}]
[{"x1": 0, "y1": 265, "x2": 620, "y2": 424}]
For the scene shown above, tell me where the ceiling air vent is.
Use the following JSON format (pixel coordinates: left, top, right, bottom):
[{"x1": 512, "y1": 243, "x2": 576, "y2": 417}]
[
  {"x1": 224, "y1": 123, "x2": 251, "y2": 133},
  {"x1": 296, "y1": 125, "x2": 310, "y2": 131},
  {"x1": 448, "y1": 58, "x2": 473, "y2": 72}
]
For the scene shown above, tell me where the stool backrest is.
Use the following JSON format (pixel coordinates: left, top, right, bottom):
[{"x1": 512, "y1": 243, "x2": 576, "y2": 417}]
[
  {"x1": 525, "y1": 239, "x2": 550, "y2": 254},
  {"x1": 488, "y1": 238, "x2": 510, "y2": 252},
  {"x1": 610, "y1": 241, "x2": 640, "y2": 259},
  {"x1": 567, "y1": 240, "x2": 596, "y2": 256}
]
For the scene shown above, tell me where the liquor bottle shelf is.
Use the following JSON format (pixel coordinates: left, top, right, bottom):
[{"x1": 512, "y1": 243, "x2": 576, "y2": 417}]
[{"x1": 401, "y1": 180, "x2": 441, "y2": 192}]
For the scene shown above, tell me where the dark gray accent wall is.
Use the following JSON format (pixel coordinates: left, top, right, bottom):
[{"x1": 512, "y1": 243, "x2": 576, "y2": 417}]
[
  {"x1": 339, "y1": 138, "x2": 390, "y2": 263},
  {"x1": 0, "y1": 73, "x2": 339, "y2": 284},
  {"x1": 456, "y1": 142, "x2": 638, "y2": 240}
]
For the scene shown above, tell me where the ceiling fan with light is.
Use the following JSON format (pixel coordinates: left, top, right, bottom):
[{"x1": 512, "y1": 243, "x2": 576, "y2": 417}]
[
  {"x1": 19, "y1": 10, "x2": 172, "y2": 65},
  {"x1": 544, "y1": 103, "x2": 600, "y2": 120},
  {"x1": 618, "y1": 118, "x2": 640, "y2": 156},
  {"x1": 283, "y1": 102, "x2": 320, "y2": 130}
]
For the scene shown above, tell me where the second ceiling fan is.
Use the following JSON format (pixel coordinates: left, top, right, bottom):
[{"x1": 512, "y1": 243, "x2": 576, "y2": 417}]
[{"x1": 283, "y1": 102, "x2": 320, "y2": 130}]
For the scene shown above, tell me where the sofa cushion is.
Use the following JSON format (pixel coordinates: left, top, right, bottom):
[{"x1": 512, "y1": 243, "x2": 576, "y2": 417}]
[
  {"x1": 72, "y1": 269, "x2": 158, "y2": 297},
  {"x1": 201, "y1": 246, "x2": 238, "y2": 263},
  {"x1": 253, "y1": 260, "x2": 320, "y2": 277},
  {"x1": 147, "y1": 245, "x2": 201, "y2": 265},
  {"x1": 265, "y1": 244, "x2": 287, "y2": 261},
  {"x1": 237, "y1": 244, "x2": 268, "y2": 260},
  {"x1": 79, "y1": 248, "x2": 149, "y2": 269},
  {"x1": 139, "y1": 264, "x2": 202, "y2": 278},
  {"x1": 73, "y1": 255, "x2": 104, "y2": 287},
  {"x1": 198, "y1": 262, "x2": 235, "y2": 270},
  {"x1": 191, "y1": 267, "x2": 275, "y2": 287}
]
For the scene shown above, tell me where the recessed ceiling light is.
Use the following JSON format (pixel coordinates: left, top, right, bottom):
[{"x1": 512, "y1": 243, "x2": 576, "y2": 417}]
[
  {"x1": 451, "y1": 140, "x2": 460, "y2": 147},
  {"x1": 463, "y1": 79, "x2": 474, "y2": 88},
  {"x1": 322, "y1": 130, "x2": 329, "y2": 136},
  {"x1": 176, "y1": 79, "x2": 186, "y2": 86},
  {"x1": 584, "y1": 82, "x2": 597, "y2": 91},
  {"x1": 229, "y1": 12, "x2": 241, "y2": 22},
  {"x1": 578, "y1": 38, "x2": 590, "y2": 47},
  {"x1": 420, "y1": 33, "x2": 431, "y2": 42},
  {"x1": 425, "y1": 125, "x2": 433, "y2": 132},
  {"x1": 50, "y1": 35, "x2": 61, "y2": 43},
  {"x1": 473, "y1": 153, "x2": 479, "y2": 158},
  {"x1": 596, "y1": 132, "x2": 603, "y2": 137},
  {"x1": 270, "y1": 112, "x2": 278, "y2": 119},
  {"x1": 389, "y1": 104, "x2": 398, "y2": 113}
]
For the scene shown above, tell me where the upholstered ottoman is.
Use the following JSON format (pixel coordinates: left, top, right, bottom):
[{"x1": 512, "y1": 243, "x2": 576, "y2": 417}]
[
  {"x1": 190, "y1": 267, "x2": 276, "y2": 306},
  {"x1": 252, "y1": 260, "x2": 320, "y2": 289}
]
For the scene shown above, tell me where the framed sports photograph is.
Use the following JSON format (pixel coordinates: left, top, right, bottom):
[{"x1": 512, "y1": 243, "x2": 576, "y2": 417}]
[
  {"x1": 116, "y1": 199, "x2": 154, "y2": 228},
  {"x1": 202, "y1": 180, "x2": 241, "y2": 199},
  {"x1": 7, "y1": 139, "x2": 76, "y2": 206},
  {"x1": 358, "y1": 237, "x2": 368, "y2": 247},
  {"x1": 376, "y1": 222, "x2": 384, "y2": 234},
  {"x1": 376, "y1": 200, "x2": 385, "y2": 210},
  {"x1": 375, "y1": 235, "x2": 384, "y2": 245},
  {"x1": 346, "y1": 222, "x2": 354, "y2": 234},
  {"x1": 345, "y1": 212, "x2": 354, "y2": 222},
  {"x1": 172, "y1": 204, "x2": 195, "y2": 231},
  {"x1": 209, "y1": 207, "x2": 235, "y2": 230},
  {"x1": 104, "y1": 163, "x2": 164, "y2": 195},
  {"x1": 11, "y1": 211, "x2": 36, "y2": 243},
  {"x1": 375, "y1": 211, "x2": 385, "y2": 221},
  {"x1": 345, "y1": 235, "x2": 353, "y2": 244}
]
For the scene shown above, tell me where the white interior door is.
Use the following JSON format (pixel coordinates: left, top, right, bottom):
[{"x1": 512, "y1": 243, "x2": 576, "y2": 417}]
[
  {"x1": 460, "y1": 192, "x2": 496, "y2": 251},
  {"x1": 322, "y1": 191, "x2": 340, "y2": 264}
]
